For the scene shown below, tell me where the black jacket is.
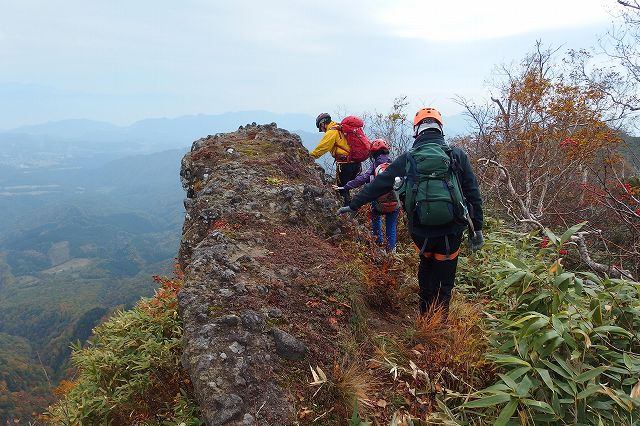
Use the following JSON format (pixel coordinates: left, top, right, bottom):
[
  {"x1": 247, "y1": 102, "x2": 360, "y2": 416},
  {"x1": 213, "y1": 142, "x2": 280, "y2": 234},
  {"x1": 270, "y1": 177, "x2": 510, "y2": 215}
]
[{"x1": 349, "y1": 130, "x2": 483, "y2": 238}]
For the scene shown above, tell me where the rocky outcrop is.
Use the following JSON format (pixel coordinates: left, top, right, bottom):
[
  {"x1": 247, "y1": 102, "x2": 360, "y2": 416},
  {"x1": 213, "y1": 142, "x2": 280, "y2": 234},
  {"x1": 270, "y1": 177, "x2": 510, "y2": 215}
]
[{"x1": 177, "y1": 123, "x2": 350, "y2": 425}]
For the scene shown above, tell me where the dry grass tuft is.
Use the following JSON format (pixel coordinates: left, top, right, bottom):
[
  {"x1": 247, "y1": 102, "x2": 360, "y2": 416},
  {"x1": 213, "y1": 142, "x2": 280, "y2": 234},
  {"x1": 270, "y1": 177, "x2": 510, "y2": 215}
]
[
  {"x1": 414, "y1": 303, "x2": 448, "y2": 345},
  {"x1": 331, "y1": 359, "x2": 379, "y2": 412},
  {"x1": 373, "y1": 333, "x2": 407, "y2": 365},
  {"x1": 408, "y1": 294, "x2": 494, "y2": 394}
]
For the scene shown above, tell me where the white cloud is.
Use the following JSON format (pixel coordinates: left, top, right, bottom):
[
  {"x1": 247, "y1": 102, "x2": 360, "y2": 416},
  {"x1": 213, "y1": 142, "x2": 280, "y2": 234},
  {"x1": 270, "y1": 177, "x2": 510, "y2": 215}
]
[{"x1": 376, "y1": 0, "x2": 611, "y2": 42}]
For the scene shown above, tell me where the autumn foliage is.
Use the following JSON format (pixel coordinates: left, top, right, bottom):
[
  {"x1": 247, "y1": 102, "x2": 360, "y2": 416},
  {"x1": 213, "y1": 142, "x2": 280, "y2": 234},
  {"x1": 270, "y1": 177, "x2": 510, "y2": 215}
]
[{"x1": 458, "y1": 44, "x2": 640, "y2": 277}]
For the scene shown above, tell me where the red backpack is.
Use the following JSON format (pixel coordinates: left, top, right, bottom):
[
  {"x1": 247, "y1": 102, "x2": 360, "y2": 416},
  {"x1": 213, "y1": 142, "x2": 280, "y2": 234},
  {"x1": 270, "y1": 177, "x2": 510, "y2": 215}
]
[
  {"x1": 372, "y1": 163, "x2": 399, "y2": 214},
  {"x1": 331, "y1": 116, "x2": 371, "y2": 163}
]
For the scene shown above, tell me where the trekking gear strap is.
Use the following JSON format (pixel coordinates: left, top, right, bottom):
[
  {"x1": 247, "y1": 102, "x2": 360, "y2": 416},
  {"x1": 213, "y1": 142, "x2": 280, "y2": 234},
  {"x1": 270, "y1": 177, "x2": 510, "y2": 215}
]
[
  {"x1": 406, "y1": 152, "x2": 419, "y2": 234},
  {"x1": 447, "y1": 149, "x2": 476, "y2": 235},
  {"x1": 422, "y1": 247, "x2": 461, "y2": 261},
  {"x1": 445, "y1": 235, "x2": 451, "y2": 258},
  {"x1": 420, "y1": 237, "x2": 429, "y2": 257},
  {"x1": 467, "y1": 216, "x2": 476, "y2": 236}
]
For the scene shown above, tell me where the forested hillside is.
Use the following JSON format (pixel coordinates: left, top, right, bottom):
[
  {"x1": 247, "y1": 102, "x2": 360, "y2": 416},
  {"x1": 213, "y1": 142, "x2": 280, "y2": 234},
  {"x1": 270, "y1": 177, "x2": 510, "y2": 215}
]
[
  {"x1": 0, "y1": 149, "x2": 185, "y2": 423},
  {"x1": 622, "y1": 135, "x2": 640, "y2": 171},
  {"x1": 0, "y1": 120, "x2": 323, "y2": 423}
]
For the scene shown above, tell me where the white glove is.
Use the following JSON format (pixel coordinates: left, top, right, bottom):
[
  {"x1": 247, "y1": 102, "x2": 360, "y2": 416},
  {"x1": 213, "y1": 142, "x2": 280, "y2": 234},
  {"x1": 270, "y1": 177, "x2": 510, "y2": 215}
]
[{"x1": 336, "y1": 206, "x2": 356, "y2": 215}]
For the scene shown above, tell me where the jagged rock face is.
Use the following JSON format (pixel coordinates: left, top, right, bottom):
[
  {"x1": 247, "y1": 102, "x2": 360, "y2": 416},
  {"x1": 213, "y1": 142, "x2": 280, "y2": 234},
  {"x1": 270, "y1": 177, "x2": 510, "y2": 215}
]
[{"x1": 178, "y1": 123, "x2": 346, "y2": 425}]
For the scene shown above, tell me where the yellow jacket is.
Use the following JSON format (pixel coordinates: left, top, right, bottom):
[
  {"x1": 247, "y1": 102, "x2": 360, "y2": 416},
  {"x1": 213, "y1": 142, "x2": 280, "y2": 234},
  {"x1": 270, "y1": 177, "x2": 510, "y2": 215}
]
[{"x1": 309, "y1": 121, "x2": 350, "y2": 160}]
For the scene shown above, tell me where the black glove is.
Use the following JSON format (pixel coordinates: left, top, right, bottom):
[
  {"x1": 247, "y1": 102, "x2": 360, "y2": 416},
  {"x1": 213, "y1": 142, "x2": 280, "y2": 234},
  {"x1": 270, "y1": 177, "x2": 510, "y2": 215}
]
[
  {"x1": 469, "y1": 230, "x2": 484, "y2": 252},
  {"x1": 336, "y1": 206, "x2": 356, "y2": 215}
]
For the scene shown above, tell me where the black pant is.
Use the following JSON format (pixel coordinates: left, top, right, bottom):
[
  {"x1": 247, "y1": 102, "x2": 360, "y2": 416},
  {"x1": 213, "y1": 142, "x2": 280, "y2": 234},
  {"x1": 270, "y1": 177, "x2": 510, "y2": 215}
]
[
  {"x1": 411, "y1": 232, "x2": 463, "y2": 314},
  {"x1": 336, "y1": 162, "x2": 361, "y2": 206}
]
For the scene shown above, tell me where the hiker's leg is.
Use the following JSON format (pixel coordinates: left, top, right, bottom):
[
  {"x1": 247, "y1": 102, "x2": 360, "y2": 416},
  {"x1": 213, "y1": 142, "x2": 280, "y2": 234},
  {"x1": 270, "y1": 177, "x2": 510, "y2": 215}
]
[
  {"x1": 340, "y1": 189, "x2": 351, "y2": 206},
  {"x1": 347, "y1": 162, "x2": 362, "y2": 181},
  {"x1": 370, "y1": 206, "x2": 383, "y2": 245},
  {"x1": 336, "y1": 163, "x2": 360, "y2": 206},
  {"x1": 385, "y1": 209, "x2": 400, "y2": 252},
  {"x1": 418, "y1": 255, "x2": 437, "y2": 314},
  {"x1": 335, "y1": 164, "x2": 349, "y2": 206},
  {"x1": 412, "y1": 234, "x2": 438, "y2": 314},
  {"x1": 429, "y1": 233, "x2": 463, "y2": 313},
  {"x1": 430, "y1": 258, "x2": 459, "y2": 313}
]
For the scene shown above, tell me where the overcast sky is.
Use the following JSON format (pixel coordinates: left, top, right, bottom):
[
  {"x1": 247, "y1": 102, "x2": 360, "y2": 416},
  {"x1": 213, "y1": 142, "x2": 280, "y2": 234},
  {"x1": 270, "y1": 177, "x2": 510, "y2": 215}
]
[{"x1": 0, "y1": 0, "x2": 620, "y2": 129}]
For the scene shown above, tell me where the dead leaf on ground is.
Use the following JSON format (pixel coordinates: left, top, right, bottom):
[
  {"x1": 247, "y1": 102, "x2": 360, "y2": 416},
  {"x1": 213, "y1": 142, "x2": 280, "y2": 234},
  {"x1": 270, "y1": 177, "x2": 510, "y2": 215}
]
[
  {"x1": 326, "y1": 295, "x2": 351, "y2": 308},
  {"x1": 309, "y1": 365, "x2": 328, "y2": 386},
  {"x1": 305, "y1": 299, "x2": 321, "y2": 308},
  {"x1": 298, "y1": 408, "x2": 313, "y2": 419},
  {"x1": 376, "y1": 399, "x2": 388, "y2": 408},
  {"x1": 548, "y1": 259, "x2": 562, "y2": 274},
  {"x1": 368, "y1": 360, "x2": 382, "y2": 369}
]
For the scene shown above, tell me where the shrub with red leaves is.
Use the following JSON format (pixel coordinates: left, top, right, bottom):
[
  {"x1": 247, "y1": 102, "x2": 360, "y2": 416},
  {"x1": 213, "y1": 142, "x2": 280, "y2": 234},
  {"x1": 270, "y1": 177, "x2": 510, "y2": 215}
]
[
  {"x1": 539, "y1": 236, "x2": 550, "y2": 248},
  {"x1": 560, "y1": 137, "x2": 578, "y2": 148}
]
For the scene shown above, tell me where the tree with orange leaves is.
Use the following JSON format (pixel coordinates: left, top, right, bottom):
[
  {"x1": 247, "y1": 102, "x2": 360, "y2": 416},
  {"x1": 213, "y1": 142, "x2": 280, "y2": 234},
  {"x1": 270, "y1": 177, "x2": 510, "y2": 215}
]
[{"x1": 457, "y1": 42, "x2": 638, "y2": 277}]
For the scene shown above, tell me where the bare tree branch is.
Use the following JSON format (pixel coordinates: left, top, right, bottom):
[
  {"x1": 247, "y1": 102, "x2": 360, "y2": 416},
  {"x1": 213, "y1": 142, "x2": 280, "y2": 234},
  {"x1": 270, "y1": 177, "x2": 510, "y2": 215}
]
[{"x1": 618, "y1": 0, "x2": 640, "y2": 11}]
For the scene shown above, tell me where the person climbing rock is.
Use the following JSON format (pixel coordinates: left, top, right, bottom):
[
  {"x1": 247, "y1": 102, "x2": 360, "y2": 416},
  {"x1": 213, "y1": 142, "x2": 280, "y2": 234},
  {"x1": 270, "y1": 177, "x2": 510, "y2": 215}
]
[
  {"x1": 337, "y1": 107, "x2": 484, "y2": 315},
  {"x1": 336, "y1": 139, "x2": 400, "y2": 252},
  {"x1": 310, "y1": 112, "x2": 363, "y2": 206}
]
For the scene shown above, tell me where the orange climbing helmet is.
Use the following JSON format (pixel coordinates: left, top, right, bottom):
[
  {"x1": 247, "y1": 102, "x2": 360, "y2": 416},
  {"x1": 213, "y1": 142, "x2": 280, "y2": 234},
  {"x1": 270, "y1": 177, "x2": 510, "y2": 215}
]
[
  {"x1": 370, "y1": 138, "x2": 390, "y2": 152},
  {"x1": 413, "y1": 107, "x2": 443, "y2": 127}
]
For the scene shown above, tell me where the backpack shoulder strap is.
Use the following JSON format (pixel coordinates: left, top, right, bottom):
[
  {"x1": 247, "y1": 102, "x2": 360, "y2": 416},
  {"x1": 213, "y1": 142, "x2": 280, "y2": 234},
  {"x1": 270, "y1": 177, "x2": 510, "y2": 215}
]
[
  {"x1": 405, "y1": 151, "x2": 419, "y2": 234},
  {"x1": 329, "y1": 125, "x2": 342, "y2": 132},
  {"x1": 442, "y1": 146, "x2": 462, "y2": 173},
  {"x1": 445, "y1": 148, "x2": 473, "y2": 230},
  {"x1": 405, "y1": 150, "x2": 418, "y2": 180}
]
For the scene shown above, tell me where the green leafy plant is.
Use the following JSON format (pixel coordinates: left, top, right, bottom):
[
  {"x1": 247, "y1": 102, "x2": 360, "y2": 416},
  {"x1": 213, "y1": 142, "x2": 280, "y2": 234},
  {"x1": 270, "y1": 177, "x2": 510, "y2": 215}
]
[
  {"x1": 45, "y1": 267, "x2": 203, "y2": 425},
  {"x1": 348, "y1": 401, "x2": 372, "y2": 426},
  {"x1": 440, "y1": 224, "x2": 640, "y2": 425}
]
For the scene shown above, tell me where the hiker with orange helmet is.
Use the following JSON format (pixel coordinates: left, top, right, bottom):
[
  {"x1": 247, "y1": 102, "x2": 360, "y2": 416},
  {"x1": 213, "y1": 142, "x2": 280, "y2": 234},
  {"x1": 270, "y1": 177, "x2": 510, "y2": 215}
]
[
  {"x1": 335, "y1": 139, "x2": 400, "y2": 252},
  {"x1": 337, "y1": 107, "x2": 484, "y2": 315},
  {"x1": 310, "y1": 113, "x2": 363, "y2": 206}
]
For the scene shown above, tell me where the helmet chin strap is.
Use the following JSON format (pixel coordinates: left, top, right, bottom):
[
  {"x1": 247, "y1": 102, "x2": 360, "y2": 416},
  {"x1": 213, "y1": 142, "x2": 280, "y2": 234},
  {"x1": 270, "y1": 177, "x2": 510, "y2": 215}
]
[{"x1": 413, "y1": 122, "x2": 443, "y2": 137}]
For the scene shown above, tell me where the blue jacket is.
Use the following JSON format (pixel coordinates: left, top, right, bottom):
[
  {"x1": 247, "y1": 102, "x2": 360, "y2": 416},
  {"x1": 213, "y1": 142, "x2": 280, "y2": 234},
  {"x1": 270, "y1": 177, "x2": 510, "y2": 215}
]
[
  {"x1": 349, "y1": 130, "x2": 483, "y2": 238},
  {"x1": 344, "y1": 152, "x2": 391, "y2": 190}
]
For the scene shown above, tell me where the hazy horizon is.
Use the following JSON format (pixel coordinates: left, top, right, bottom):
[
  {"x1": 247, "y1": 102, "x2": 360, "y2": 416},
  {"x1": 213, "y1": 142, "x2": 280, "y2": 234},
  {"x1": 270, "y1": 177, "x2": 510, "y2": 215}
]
[{"x1": 0, "y1": 0, "x2": 619, "y2": 129}]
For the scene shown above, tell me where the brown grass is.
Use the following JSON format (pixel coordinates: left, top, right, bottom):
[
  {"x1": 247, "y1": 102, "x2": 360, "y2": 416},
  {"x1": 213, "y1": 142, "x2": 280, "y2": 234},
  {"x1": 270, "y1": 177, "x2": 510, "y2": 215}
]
[
  {"x1": 331, "y1": 359, "x2": 379, "y2": 413},
  {"x1": 414, "y1": 303, "x2": 448, "y2": 346},
  {"x1": 409, "y1": 295, "x2": 494, "y2": 394}
]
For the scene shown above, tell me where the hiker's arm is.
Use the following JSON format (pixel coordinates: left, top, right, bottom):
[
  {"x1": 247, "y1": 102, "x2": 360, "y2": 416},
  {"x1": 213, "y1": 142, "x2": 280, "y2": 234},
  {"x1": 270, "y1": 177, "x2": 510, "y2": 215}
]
[
  {"x1": 344, "y1": 162, "x2": 374, "y2": 190},
  {"x1": 310, "y1": 130, "x2": 338, "y2": 159},
  {"x1": 458, "y1": 151, "x2": 484, "y2": 231},
  {"x1": 349, "y1": 154, "x2": 406, "y2": 210}
]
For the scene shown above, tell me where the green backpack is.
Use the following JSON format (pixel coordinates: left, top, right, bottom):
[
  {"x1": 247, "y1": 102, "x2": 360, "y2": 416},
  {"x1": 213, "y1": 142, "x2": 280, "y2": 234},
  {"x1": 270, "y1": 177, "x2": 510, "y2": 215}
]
[{"x1": 398, "y1": 142, "x2": 469, "y2": 232}]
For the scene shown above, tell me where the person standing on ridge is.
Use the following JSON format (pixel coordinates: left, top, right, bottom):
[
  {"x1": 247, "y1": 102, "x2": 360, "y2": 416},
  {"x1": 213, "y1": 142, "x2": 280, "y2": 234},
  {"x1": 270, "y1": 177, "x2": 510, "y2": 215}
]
[
  {"x1": 310, "y1": 113, "x2": 362, "y2": 206},
  {"x1": 337, "y1": 107, "x2": 484, "y2": 315},
  {"x1": 336, "y1": 139, "x2": 400, "y2": 252}
]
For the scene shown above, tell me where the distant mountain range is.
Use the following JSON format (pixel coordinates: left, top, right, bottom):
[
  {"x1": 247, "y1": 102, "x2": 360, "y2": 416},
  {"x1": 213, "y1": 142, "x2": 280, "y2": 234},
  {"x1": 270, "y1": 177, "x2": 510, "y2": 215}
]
[
  {"x1": 2, "y1": 111, "x2": 320, "y2": 154},
  {"x1": 0, "y1": 110, "x2": 472, "y2": 161}
]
